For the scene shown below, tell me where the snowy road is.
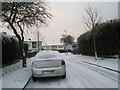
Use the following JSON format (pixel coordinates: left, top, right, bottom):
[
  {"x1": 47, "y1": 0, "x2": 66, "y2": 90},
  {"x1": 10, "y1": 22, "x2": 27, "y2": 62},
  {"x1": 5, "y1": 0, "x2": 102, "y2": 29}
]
[{"x1": 25, "y1": 55, "x2": 118, "y2": 88}]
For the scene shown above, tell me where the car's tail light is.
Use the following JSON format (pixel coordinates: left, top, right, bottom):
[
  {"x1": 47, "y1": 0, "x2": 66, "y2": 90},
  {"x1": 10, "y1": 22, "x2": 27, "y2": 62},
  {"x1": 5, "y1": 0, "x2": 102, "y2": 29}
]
[
  {"x1": 61, "y1": 60, "x2": 65, "y2": 65},
  {"x1": 32, "y1": 62, "x2": 36, "y2": 68}
]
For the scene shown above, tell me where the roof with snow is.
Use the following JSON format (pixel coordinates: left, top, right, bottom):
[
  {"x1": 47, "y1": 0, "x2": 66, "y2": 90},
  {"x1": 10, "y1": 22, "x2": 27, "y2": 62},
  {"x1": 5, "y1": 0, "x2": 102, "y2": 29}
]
[
  {"x1": 42, "y1": 43, "x2": 65, "y2": 46},
  {"x1": 24, "y1": 40, "x2": 42, "y2": 42},
  {"x1": 1, "y1": 33, "x2": 18, "y2": 41}
]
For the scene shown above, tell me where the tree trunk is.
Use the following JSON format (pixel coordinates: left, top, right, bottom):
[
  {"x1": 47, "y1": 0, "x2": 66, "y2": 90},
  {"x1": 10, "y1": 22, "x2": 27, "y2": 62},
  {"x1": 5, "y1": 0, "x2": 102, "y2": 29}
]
[
  {"x1": 94, "y1": 33, "x2": 97, "y2": 60},
  {"x1": 19, "y1": 40, "x2": 26, "y2": 67},
  {"x1": 7, "y1": 21, "x2": 26, "y2": 67},
  {"x1": 17, "y1": 22, "x2": 26, "y2": 67}
]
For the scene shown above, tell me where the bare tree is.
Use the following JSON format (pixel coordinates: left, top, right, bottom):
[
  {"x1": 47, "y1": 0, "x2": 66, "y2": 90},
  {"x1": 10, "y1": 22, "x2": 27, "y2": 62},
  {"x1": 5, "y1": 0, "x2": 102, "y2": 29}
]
[
  {"x1": 1, "y1": 2, "x2": 52, "y2": 67},
  {"x1": 83, "y1": 5, "x2": 102, "y2": 60},
  {"x1": 83, "y1": 5, "x2": 102, "y2": 31}
]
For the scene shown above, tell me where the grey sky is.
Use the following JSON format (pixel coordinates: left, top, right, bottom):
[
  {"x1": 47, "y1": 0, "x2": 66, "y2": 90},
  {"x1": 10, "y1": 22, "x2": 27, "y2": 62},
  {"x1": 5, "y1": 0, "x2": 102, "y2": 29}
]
[
  {"x1": 37, "y1": 2, "x2": 118, "y2": 44},
  {"x1": 0, "y1": 1, "x2": 118, "y2": 44}
]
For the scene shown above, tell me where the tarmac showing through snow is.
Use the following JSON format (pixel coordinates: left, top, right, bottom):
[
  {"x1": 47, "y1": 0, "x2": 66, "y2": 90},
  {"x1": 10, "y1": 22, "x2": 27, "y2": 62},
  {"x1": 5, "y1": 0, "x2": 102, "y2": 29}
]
[{"x1": 25, "y1": 55, "x2": 118, "y2": 88}]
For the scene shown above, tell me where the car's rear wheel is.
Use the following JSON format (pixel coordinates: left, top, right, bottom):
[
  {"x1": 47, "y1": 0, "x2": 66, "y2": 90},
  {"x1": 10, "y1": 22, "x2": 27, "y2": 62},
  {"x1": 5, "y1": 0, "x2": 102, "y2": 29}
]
[
  {"x1": 61, "y1": 73, "x2": 66, "y2": 78},
  {"x1": 32, "y1": 76, "x2": 37, "y2": 82}
]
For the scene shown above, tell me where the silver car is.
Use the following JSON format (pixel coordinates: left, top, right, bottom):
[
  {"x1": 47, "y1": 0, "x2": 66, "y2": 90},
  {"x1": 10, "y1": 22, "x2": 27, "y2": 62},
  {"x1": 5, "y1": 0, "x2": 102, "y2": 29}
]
[{"x1": 31, "y1": 51, "x2": 66, "y2": 81}]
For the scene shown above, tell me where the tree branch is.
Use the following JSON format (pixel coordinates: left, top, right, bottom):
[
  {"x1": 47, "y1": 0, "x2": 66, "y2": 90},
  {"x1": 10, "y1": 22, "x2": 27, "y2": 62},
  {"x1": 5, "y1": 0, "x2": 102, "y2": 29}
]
[
  {"x1": 9, "y1": 3, "x2": 14, "y2": 21},
  {"x1": 7, "y1": 20, "x2": 21, "y2": 42},
  {"x1": 12, "y1": 5, "x2": 18, "y2": 24},
  {"x1": 17, "y1": 22, "x2": 24, "y2": 42}
]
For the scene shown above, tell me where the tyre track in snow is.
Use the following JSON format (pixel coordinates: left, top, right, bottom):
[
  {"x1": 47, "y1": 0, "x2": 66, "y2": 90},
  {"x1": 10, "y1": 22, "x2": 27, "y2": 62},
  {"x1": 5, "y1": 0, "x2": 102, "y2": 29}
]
[
  {"x1": 64, "y1": 62, "x2": 85, "y2": 88},
  {"x1": 69, "y1": 57, "x2": 118, "y2": 82},
  {"x1": 66, "y1": 58, "x2": 110, "y2": 88},
  {"x1": 25, "y1": 75, "x2": 69, "y2": 88},
  {"x1": 64, "y1": 56, "x2": 118, "y2": 88}
]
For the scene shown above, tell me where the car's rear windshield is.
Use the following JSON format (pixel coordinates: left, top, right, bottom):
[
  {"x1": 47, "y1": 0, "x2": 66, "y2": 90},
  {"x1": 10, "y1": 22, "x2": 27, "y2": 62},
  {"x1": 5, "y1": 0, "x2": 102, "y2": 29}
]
[
  {"x1": 38, "y1": 55, "x2": 57, "y2": 59},
  {"x1": 35, "y1": 51, "x2": 62, "y2": 59}
]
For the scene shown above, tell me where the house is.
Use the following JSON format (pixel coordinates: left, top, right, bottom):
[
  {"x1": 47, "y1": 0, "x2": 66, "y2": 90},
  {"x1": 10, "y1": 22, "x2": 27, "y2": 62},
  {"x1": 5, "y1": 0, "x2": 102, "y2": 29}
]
[
  {"x1": 42, "y1": 43, "x2": 73, "y2": 51},
  {"x1": 24, "y1": 40, "x2": 42, "y2": 53}
]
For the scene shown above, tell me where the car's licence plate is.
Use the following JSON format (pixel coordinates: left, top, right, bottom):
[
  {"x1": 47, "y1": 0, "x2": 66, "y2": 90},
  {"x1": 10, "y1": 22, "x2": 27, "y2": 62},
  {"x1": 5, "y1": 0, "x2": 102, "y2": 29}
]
[
  {"x1": 37, "y1": 71, "x2": 42, "y2": 74},
  {"x1": 44, "y1": 70, "x2": 55, "y2": 73}
]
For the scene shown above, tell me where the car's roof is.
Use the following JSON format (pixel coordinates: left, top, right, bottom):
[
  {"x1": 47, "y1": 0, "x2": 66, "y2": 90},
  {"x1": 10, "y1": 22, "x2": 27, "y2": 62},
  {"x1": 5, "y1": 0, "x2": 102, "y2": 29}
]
[{"x1": 35, "y1": 50, "x2": 62, "y2": 59}]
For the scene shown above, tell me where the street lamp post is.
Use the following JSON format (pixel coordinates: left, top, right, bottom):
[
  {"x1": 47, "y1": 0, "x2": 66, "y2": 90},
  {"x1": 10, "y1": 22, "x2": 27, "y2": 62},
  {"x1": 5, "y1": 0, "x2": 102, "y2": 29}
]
[
  {"x1": 37, "y1": 32, "x2": 40, "y2": 52},
  {"x1": 64, "y1": 30, "x2": 68, "y2": 55}
]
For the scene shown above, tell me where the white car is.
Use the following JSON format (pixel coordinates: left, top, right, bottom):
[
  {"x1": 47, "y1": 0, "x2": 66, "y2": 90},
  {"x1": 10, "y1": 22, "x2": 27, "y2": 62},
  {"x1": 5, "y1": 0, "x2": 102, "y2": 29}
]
[{"x1": 31, "y1": 51, "x2": 66, "y2": 81}]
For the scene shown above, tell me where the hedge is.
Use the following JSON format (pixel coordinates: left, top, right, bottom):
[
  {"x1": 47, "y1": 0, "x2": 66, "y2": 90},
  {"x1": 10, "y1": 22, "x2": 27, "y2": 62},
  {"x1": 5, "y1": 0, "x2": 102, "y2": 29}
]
[
  {"x1": 77, "y1": 19, "x2": 120, "y2": 56},
  {"x1": 2, "y1": 33, "x2": 28, "y2": 66}
]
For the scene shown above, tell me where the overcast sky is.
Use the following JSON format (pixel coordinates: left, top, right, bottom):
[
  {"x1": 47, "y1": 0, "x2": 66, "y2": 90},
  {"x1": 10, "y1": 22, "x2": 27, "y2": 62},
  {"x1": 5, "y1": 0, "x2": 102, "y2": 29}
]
[
  {"x1": 37, "y1": 2, "x2": 118, "y2": 44},
  {"x1": 0, "y1": 1, "x2": 119, "y2": 44}
]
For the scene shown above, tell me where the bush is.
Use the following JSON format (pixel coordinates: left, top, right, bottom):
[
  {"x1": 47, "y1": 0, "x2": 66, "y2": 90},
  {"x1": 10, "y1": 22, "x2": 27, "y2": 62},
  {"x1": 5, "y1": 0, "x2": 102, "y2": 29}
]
[{"x1": 72, "y1": 47, "x2": 80, "y2": 54}]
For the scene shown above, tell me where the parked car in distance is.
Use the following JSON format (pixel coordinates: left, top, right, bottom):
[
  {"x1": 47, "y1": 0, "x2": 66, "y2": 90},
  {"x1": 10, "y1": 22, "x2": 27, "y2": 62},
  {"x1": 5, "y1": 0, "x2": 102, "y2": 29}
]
[{"x1": 31, "y1": 50, "x2": 66, "y2": 81}]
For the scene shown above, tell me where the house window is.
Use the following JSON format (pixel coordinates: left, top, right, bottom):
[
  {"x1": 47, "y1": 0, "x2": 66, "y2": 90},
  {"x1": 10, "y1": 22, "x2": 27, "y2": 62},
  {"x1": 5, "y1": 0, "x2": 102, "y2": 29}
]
[
  {"x1": 58, "y1": 46, "x2": 63, "y2": 48},
  {"x1": 51, "y1": 46, "x2": 57, "y2": 49},
  {"x1": 32, "y1": 42, "x2": 37, "y2": 48}
]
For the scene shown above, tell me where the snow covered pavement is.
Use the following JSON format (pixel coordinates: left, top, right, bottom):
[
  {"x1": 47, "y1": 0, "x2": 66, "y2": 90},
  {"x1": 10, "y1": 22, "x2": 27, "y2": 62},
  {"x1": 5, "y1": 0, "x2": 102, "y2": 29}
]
[
  {"x1": 1, "y1": 57, "x2": 34, "y2": 89},
  {"x1": 1, "y1": 54, "x2": 119, "y2": 89},
  {"x1": 2, "y1": 67, "x2": 31, "y2": 88},
  {"x1": 68, "y1": 54, "x2": 119, "y2": 72}
]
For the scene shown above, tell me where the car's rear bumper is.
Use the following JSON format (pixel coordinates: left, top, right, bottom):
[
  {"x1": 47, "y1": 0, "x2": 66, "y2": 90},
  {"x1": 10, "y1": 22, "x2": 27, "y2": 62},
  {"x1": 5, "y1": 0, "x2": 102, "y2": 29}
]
[{"x1": 32, "y1": 65, "x2": 66, "y2": 77}]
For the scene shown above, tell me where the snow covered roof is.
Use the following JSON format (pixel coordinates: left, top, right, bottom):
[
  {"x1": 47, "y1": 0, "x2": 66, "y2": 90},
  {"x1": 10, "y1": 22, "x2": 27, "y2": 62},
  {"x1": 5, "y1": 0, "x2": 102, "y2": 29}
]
[
  {"x1": 1, "y1": 33, "x2": 18, "y2": 41},
  {"x1": 24, "y1": 40, "x2": 42, "y2": 43},
  {"x1": 42, "y1": 43, "x2": 65, "y2": 46}
]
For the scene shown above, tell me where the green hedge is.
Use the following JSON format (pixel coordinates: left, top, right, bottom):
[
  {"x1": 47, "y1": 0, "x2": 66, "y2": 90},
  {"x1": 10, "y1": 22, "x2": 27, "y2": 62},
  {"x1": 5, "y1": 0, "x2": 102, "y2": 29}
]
[{"x1": 77, "y1": 19, "x2": 120, "y2": 56}]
